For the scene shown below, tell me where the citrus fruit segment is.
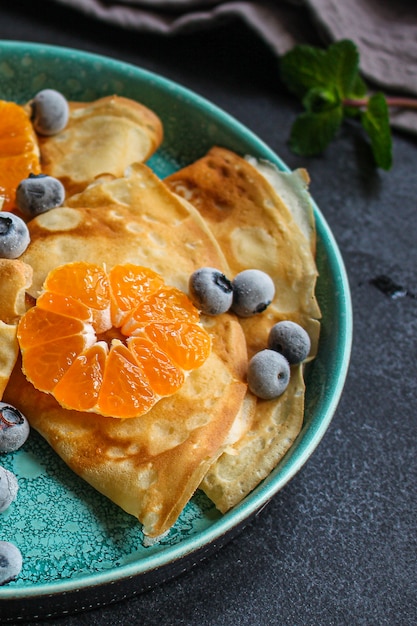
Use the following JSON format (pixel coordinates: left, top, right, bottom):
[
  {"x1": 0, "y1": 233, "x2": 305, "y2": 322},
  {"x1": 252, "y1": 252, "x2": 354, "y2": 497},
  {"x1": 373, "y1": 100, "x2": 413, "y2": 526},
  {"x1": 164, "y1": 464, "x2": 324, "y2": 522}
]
[
  {"x1": 0, "y1": 100, "x2": 41, "y2": 211},
  {"x1": 128, "y1": 336, "x2": 185, "y2": 396},
  {"x1": 17, "y1": 307, "x2": 93, "y2": 349},
  {"x1": 97, "y1": 342, "x2": 156, "y2": 418},
  {"x1": 43, "y1": 261, "x2": 111, "y2": 333},
  {"x1": 36, "y1": 291, "x2": 93, "y2": 322},
  {"x1": 109, "y1": 264, "x2": 164, "y2": 327},
  {"x1": 43, "y1": 261, "x2": 110, "y2": 308},
  {"x1": 122, "y1": 286, "x2": 199, "y2": 335},
  {"x1": 54, "y1": 343, "x2": 107, "y2": 412},
  {"x1": 17, "y1": 262, "x2": 211, "y2": 418},
  {"x1": 21, "y1": 334, "x2": 95, "y2": 392},
  {"x1": 145, "y1": 322, "x2": 212, "y2": 370}
]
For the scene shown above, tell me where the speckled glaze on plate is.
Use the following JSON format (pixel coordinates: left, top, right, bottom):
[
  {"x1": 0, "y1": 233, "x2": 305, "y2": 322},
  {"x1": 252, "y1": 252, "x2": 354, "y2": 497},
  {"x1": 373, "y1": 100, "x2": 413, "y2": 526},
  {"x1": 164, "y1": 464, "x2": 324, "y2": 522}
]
[{"x1": 0, "y1": 41, "x2": 352, "y2": 621}]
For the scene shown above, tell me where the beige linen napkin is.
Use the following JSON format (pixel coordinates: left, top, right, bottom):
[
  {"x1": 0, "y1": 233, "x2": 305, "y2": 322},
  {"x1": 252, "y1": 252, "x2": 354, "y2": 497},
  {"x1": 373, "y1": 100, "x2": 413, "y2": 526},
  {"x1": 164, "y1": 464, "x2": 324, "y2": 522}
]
[{"x1": 51, "y1": 0, "x2": 417, "y2": 134}]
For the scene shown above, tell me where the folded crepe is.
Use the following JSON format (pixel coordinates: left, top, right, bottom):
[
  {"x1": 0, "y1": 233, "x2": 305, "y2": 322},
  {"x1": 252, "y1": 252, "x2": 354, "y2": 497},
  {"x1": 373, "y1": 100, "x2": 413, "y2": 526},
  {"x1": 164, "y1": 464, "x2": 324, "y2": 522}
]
[
  {"x1": 4, "y1": 163, "x2": 248, "y2": 538},
  {"x1": 165, "y1": 147, "x2": 321, "y2": 512},
  {"x1": 2, "y1": 134, "x2": 321, "y2": 534},
  {"x1": 0, "y1": 259, "x2": 33, "y2": 397},
  {"x1": 34, "y1": 95, "x2": 163, "y2": 198}
]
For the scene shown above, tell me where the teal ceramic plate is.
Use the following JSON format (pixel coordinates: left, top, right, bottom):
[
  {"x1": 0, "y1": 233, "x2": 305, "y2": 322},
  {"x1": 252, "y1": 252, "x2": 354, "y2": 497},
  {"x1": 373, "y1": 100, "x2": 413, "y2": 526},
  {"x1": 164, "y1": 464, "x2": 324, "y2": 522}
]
[{"x1": 0, "y1": 42, "x2": 352, "y2": 620}]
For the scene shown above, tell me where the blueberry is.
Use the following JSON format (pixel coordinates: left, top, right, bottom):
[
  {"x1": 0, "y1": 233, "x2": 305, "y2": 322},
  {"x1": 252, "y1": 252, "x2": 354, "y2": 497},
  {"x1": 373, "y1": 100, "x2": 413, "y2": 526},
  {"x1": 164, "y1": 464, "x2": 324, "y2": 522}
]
[
  {"x1": 0, "y1": 403, "x2": 30, "y2": 453},
  {"x1": 231, "y1": 269, "x2": 275, "y2": 317},
  {"x1": 247, "y1": 349, "x2": 290, "y2": 400},
  {"x1": 30, "y1": 89, "x2": 69, "y2": 136},
  {"x1": 0, "y1": 541, "x2": 22, "y2": 585},
  {"x1": 189, "y1": 267, "x2": 233, "y2": 315},
  {"x1": 16, "y1": 173, "x2": 65, "y2": 217},
  {"x1": 268, "y1": 321, "x2": 311, "y2": 364},
  {"x1": 0, "y1": 212, "x2": 30, "y2": 259},
  {"x1": 0, "y1": 466, "x2": 18, "y2": 513}
]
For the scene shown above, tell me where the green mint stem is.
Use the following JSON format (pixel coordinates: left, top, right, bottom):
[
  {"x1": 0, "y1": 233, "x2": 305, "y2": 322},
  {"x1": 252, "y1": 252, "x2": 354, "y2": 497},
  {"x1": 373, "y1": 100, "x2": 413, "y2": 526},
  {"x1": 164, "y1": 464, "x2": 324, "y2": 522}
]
[{"x1": 343, "y1": 96, "x2": 417, "y2": 110}]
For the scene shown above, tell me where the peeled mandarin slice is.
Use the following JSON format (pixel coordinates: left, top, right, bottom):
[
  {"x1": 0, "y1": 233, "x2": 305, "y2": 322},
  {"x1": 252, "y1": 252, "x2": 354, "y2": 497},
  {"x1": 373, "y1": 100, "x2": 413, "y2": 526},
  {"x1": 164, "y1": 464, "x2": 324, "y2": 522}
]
[
  {"x1": 145, "y1": 322, "x2": 211, "y2": 370},
  {"x1": 97, "y1": 341, "x2": 156, "y2": 418},
  {"x1": 17, "y1": 307, "x2": 93, "y2": 349},
  {"x1": 128, "y1": 336, "x2": 185, "y2": 396},
  {"x1": 109, "y1": 264, "x2": 164, "y2": 327},
  {"x1": 0, "y1": 100, "x2": 41, "y2": 211},
  {"x1": 122, "y1": 286, "x2": 200, "y2": 335},
  {"x1": 21, "y1": 334, "x2": 94, "y2": 392},
  {"x1": 43, "y1": 262, "x2": 110, "y2": 307},
  {"x1": 54, "y1": 342, "x2": 107, "y2": 411},
  {"x1": 36, "y1": 291, "x2": 93, "y2": 322},
  {"x1": 43, "y1": 262, "x2": 111, "y2": 333}
]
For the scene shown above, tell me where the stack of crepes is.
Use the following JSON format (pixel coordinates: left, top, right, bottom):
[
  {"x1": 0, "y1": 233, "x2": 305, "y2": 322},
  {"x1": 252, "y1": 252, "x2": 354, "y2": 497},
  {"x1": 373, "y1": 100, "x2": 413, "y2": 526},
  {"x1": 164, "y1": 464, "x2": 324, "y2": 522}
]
[{"x1": 1, "y1": 95, "x2": 320, "y2": 540}]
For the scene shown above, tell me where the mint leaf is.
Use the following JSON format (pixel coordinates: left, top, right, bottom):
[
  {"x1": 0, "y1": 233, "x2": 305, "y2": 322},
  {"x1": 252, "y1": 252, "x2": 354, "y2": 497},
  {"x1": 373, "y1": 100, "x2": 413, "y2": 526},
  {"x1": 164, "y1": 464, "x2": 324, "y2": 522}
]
[
  {"x1": 289, "y1": 106, "x2": 344, "y2": 156},
  {"x1": 280, "y1": 40, "x2": 363, "y2": 101},
  {"x1": 326, "y1": 39, "x2": 364, "y2": 98},
  {"x1": 361, "y1": 93, "x2": 392, "y2": 170},
  {"x1": 280, "y1": 44, "x2": 332, "y2": 99},
  {"x1": 350, "y1": 73, "x2": 367, "y2": 99}
]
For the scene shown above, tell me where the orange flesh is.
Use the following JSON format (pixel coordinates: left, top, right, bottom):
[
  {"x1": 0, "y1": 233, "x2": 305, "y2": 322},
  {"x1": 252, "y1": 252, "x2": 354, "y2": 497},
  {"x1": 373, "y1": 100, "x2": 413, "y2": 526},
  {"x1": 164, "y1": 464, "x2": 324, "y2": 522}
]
[
  {"x1": 17, "y1": 262, "x2": 211, "y2": 418},
  {"x1": 54, "y1": 343, "x2": 107, "y2": 411},
  {"x1": 0, "y1": 100, "x2": 41, "y2": 211}
]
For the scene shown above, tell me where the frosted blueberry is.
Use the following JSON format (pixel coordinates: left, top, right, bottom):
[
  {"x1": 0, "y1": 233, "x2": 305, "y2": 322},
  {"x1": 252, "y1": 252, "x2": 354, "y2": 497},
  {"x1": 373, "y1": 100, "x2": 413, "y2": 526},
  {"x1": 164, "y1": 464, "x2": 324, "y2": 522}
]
[
  {"x1": 0, "y1": 403, "x2": 30, "y2": 453},
  {"x1": 0, "y1": 541, "x2": 22, "y2": 585},
  {"x1": 247, "y1": 349, "x2": 290, "y2": 400},
  {"x1": 30, "y1": 88, "x2": 69, "y2": 136},
  {"x1": 0, "y1": 466, "x2": 18, "y2": 513},
  {"x1": 189, "y1": 267, "x2": 233, "y2": 315},
  {"x1": 0, "y1": 212, "x2": 30, "y2": 259},
  {"x1": 231, "y1": 269, "x2": 275, "y2": 317},
  {"x1": 268, "y1": 320, "x2": 311, "y2": 364},
  {"x1": 16, "y1": 173, "x2": 65, "y2": 217}
]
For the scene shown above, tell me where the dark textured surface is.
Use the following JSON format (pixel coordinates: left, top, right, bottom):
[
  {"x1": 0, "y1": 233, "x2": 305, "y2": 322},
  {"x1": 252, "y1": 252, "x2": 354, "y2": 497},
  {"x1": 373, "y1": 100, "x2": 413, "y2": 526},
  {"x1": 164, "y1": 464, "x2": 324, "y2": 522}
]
[{"x1": 1, "y1": 2, "x2": 417, "y2": 624}]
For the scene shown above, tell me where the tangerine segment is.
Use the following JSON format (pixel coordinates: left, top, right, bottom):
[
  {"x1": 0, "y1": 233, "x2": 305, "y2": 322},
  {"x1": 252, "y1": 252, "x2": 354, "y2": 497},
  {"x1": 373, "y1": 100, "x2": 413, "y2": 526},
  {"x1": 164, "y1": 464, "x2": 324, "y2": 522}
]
[
  {"x1": 96, "y1": 342, "x2": 156, "y2": 418},
  {"x1": 128, "y1": 336, "x2": 185, "y2": 396},
  {"x1": 0, "y1": 100, "x2": 41, "y2": 211},
  {"x1": 54, "y1": 342, "x2": 107, "y2": 411},
  {"x1": 109, "y1": 264, "x2": 164, "y2": 327},
  {"x1": 122, "y1": 286, "x2": 200, "y2": 335},
  {"x1": 17, "y1": 307, "x2": 93, "y2": 349},
  {"x1": 145, "y1": 322, "x2": 211, "y2": 370},
  {"x1": 36, "y1": 291, "x2": 93, "y2": 322},
  {"x1": 43, "y1": 262, "x2": 111, "y2": 333},
  {"x1": 0, "y1": 101, "x2": 36, "y2": 156},
  {"x1": 21, "y1": 334, "x2": 94, "y2": 392}
]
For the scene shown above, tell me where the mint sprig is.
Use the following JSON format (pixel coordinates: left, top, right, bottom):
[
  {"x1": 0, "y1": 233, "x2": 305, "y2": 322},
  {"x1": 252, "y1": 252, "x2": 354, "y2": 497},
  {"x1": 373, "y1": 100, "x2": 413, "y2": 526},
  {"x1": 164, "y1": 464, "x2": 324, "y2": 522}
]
[
  {"x1": 280, "y1": 39, "x2": 417, "y2": 170},
  {"x1": 361, "y1": 93, "x2": 392, "y2": 170}
]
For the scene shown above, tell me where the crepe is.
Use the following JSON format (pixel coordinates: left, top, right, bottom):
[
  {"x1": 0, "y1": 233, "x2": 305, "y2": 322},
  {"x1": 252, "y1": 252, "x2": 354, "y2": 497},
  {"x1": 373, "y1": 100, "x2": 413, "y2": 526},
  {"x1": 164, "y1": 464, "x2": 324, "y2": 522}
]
[
  {"x1": 166, "y1": 147, "x2": 321, "y2": 358},
  {"x1": 20, "y1": 162, "x2": 230, "y2": 298},
  {"x1": 4, "y1": 163, "x2": 248, "y2": 537},
  {"x1": 0, "y1": 259, "x2": 32, "y2": 397},
  {"x1": 165, "y1": 147, "x2": 321, "y2": 512},
  {"x1": 2, "y1": 106, "x2": 321, "y2": 532},
  {"x1": 5, "y1": 315, "x2": 247, "y2": 537},
  {"x1": 34, "y1": 95, "x2": 163, "y2": 198}
]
